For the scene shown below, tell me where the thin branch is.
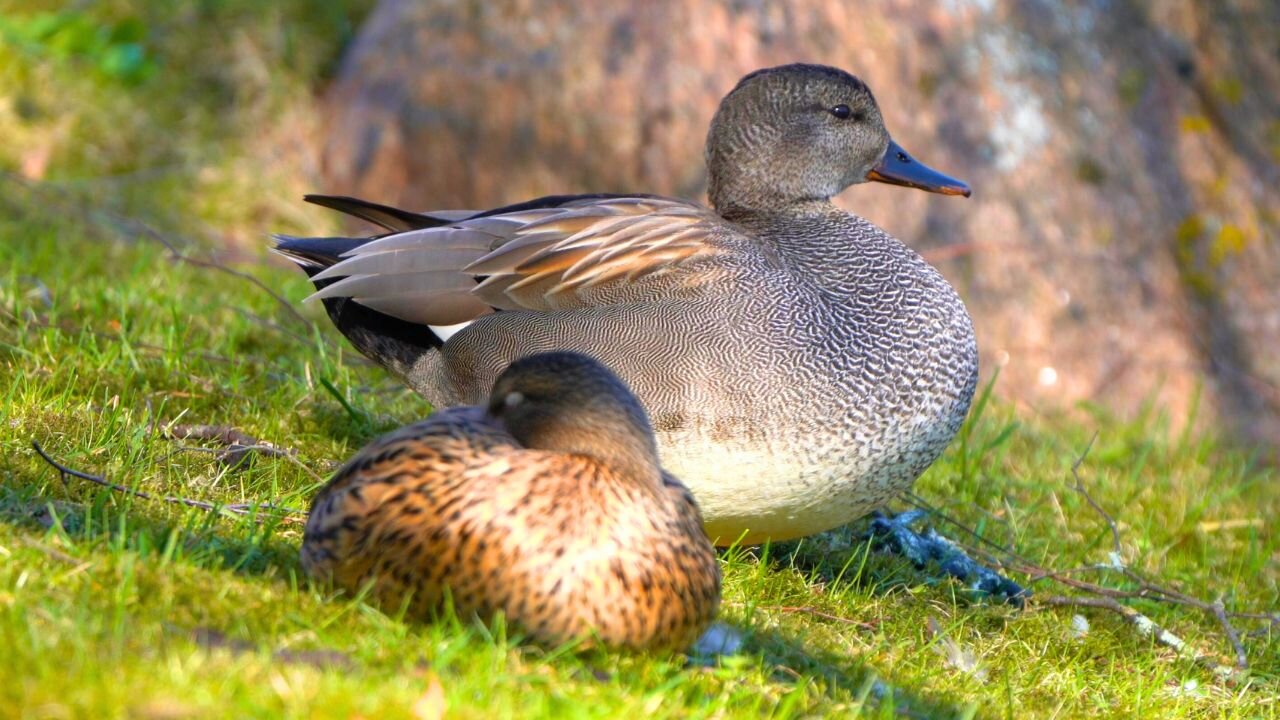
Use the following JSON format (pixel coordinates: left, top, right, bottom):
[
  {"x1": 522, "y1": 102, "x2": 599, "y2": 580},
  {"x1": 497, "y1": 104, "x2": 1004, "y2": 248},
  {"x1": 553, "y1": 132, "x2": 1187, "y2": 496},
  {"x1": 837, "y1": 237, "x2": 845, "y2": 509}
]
[
  {"x1": 170, "y1": 444, "x2": 326, "y2": 484},
  {"x1": 231, "y1": 306, "x2": 313, "y2": 348},
  {"x1": 1210, "y1": 601, "x2": 1250, "y2": 672},
  {"x1": 727, "y1": 602, "x2": 878, "y2": 631},
  {"x1": 174, "y1": 442, "x2": 285, "y2": 458},
  {"x1": 166, "y1": 423, "x2": 268, "y2": 448},
  {"x1": 145, "y1": 241, "x2": 311, "y2": 330},
  {"x1": 1069, "y1": 432, "x2": 1121, "y2": 556},
  {"x1": 30, "y1": 440, "x2": 305, "y2": 525},
  {"x1": 902, "y1": 436, "x2": 1262, "y2": 677},
  {"x1": 1226, "y1": 610, "x2": 1280, "y2": 624},
  {"x1": 1039, "y1": 594, "x2": 1242, "y2": 682},
  {"x1": 162, "y1": 423, "x2": 326, "y2": 483},
  {"x1": 182, "y1": 625, "x2": 354, "y2": 671}
]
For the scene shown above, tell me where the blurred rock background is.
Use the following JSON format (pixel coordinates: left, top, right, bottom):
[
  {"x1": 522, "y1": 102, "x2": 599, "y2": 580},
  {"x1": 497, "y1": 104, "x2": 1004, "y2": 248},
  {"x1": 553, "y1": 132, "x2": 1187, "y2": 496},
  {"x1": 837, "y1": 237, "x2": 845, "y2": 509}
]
[
  {"x1": 314, "y1": 0, "x2": 1280, "y2": 447},
  {"x1": 2, "y1": 0, "x2": 1275, "y2": 449}
]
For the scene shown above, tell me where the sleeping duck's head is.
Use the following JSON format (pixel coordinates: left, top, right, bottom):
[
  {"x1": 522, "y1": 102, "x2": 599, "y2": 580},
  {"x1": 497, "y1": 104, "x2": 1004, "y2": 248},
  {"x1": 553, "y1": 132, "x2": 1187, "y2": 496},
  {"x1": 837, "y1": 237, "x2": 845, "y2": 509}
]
[
  {"x1": 488, "y1": 351, "x2": 662, "y2": 485},
  {"x1": 706, "y1": 63, "x2": 970, "y2": 213}
]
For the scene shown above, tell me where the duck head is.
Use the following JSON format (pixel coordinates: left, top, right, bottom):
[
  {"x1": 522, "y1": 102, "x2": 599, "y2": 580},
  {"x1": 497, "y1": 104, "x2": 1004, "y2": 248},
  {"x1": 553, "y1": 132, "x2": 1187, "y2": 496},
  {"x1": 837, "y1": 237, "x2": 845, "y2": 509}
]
[
  {"x1": 706, "y1": 63, "x2": 970, "y2": 213},
  {"x1": 488, "y1": 352, "x2": 662, "y2": 486}
]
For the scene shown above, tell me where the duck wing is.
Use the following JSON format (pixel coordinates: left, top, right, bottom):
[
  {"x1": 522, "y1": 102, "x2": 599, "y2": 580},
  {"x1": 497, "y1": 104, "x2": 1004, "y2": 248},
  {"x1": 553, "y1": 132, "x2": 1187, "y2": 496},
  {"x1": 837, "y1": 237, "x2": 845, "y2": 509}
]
[
  {"x1": 298, "y1": 195, "x2": 751, "y2": 327},
  {"x1": 274, "y1": 194, "x2": 635, "y2": 270}
]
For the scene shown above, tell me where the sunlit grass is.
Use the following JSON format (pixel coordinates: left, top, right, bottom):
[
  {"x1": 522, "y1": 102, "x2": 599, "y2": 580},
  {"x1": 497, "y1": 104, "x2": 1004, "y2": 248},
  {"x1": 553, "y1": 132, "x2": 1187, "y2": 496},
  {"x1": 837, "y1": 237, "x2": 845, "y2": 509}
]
[
  {"x1": 0, "y1": 1, "x2": 1276, "y2": 717},
  {"x1": 3, "y1": 177, "x2": 1277, "y2": 718}
]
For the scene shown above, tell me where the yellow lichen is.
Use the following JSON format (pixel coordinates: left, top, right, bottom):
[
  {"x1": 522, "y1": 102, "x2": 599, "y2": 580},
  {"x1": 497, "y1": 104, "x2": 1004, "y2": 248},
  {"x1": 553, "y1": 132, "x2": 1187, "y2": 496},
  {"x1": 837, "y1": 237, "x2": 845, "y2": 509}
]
[
  {"x1": 1180, "y1": 115, "x2": 1212, "y2": 134},
  {"x1": 1211, "y1": 77, "x2": 1244, "y2": 105},
  {"x1": 1208, "y1": 224, "x2": 1247, "y2": 267},
  {"x1": 1173, "y1": 215, "x2": 1216, "y2": 298}
]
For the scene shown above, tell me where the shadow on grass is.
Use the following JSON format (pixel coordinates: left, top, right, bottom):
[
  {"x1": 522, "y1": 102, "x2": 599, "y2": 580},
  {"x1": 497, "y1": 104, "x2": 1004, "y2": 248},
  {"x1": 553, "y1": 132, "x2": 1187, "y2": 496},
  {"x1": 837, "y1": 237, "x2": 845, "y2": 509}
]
[
  {"x1": 5, "y1": 449, "x2": 974, "y2": 715},
  {"x1": 702, "y1": 621, "x2": 973, "y2": 718},
  {"x1": 765, "y1": 524, "x2": 941, "y2": 595},
  {"x1": 762, "y1": 517, "x2": 1024, "y2": 610},
  {"x1": 0, "y1": 468, "x2": 303, "y2": 580},
  {"x1": 308, "y1": 378, "x2": 421, "y2": 448},
  {"x1": 0, "y1": 484, "x2": 978, "y2": 715}
]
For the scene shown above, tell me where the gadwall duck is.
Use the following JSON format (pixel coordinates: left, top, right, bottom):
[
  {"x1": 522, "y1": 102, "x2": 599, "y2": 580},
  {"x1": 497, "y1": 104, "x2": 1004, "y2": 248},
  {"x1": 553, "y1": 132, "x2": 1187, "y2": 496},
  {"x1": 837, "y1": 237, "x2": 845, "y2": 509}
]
[
  {"x1": 301, "y1": 351, "x2": 721, "y2": 651},
  {"x1": 278, "y1": 63, "x2": 977, "y2": 546}
]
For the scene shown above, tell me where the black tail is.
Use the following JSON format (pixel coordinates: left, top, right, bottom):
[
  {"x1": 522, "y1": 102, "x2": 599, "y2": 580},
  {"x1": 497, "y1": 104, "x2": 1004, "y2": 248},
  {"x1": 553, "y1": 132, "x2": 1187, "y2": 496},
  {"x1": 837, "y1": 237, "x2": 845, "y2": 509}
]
[
  {"x1": 272, "y1": 234, "x2": 369, "y2": 271},
  {"x1": 275, "y1": 193, "x2": 472, "y2": 370},
  {"x1": 303, "y1": 194, "x2": 458, "y2": 233}
]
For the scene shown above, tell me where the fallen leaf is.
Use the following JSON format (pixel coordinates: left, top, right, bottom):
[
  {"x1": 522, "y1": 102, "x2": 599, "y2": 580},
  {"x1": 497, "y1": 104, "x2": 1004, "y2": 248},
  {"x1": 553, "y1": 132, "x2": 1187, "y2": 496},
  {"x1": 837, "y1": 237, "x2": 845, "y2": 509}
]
[
  {"x1": 20, "y1": 144, "x2": 52, "y2": 180},
  {"x1": 134, "y1": 698, "x2": 196, "y2": 720},
  {"x1": 412, "y1": 672, "x2": 447, "y2": 720}
]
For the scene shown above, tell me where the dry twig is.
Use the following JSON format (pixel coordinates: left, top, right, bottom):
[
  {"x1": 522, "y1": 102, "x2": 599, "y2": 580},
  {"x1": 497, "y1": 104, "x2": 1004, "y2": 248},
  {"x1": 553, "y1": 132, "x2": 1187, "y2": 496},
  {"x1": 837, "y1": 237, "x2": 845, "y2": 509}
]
[
  {"x1": 188, "y1": 626, "x2": 353, "y2": 670},
  {"x1": 160, "y1": 423, "x2": 326, "y2": 483},
  {"x1": 30, "y1": 440, "x2": 306, "y2": 525},
  {"x1": 903, "y1": 436, "x2": 1266, "y2": 682},
  {"x1": 727, "y1": 602, "x2": 878, "y2": 631}
]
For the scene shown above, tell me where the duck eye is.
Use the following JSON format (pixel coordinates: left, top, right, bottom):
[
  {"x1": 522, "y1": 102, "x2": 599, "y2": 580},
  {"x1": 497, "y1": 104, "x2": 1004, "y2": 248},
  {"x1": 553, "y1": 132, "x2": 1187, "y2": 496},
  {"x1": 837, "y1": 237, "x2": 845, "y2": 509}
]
[{"x1": 830, "y1": 104, "x2": 852, "y2": 119}]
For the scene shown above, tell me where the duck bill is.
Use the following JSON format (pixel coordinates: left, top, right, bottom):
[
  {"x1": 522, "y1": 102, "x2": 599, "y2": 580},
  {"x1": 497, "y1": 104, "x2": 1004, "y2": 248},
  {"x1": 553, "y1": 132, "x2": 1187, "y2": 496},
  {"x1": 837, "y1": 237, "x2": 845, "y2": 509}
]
[{"x1": 866, "y1": 139, "x2": 971, "y2": 197}]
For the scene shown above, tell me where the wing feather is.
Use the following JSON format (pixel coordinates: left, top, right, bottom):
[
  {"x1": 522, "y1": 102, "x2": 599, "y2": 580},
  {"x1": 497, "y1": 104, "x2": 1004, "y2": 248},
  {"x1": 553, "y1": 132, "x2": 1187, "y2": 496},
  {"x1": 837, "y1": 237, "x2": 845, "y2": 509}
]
[
  {"x1": 311, "y1": 247, "x2": 490, "y2": 281},
  {"x1": 304, "y1": 195, "x2": 741, "y2": 326},
  {"x1": 337, "y1": 226, "x2": 504, "y2": 258},
  {"x1": 358, "y1": 292, "x2": 494, "y2": 325},
  {"x1": 308, "y1": 270, "x2": 477, "y2": 302}
]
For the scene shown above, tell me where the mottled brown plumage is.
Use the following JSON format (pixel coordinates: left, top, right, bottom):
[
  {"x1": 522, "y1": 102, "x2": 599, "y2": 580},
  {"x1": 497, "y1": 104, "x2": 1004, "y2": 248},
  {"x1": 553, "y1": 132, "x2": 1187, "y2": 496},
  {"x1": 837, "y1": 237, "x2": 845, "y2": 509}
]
[{"x1": 301, "y1": 352, "x2": 720, "y2": 651}]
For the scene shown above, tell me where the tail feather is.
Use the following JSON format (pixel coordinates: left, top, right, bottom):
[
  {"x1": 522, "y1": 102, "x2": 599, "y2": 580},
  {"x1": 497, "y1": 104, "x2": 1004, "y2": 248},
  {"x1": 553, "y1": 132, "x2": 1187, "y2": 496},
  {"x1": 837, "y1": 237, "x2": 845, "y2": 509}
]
[
  {"x1": 272, "y1": 234, "x2": 369, "y2": 272},
  {"x1": 273, "y1": 234, "x2": 446, "y2": 361},
  {"x1": 304, "y1": 194, "x2": 466, "y2": 233}
]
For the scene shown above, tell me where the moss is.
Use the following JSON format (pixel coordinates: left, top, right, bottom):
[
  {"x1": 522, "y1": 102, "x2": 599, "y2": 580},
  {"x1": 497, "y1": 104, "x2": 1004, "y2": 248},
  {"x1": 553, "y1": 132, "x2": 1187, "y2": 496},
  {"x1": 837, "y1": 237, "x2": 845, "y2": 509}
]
[
  {"x1": 1208, "y1": 223, "x2": 1247, "y2": 267},
  {"x1": 1179, "y1": 115, "x2": 1213, "y2": 134},
  {"x1": 1116, "y1": 67, "x2": 1147, "y2": 107},
  {"x1": 1173, "y1": 214, "x2": 1217, "y2": 298},
  {"x1": 1073, "y1": 156, "x2": 1107, "y2": 186},
  {"x1": 1210, "y1": 76, "x2": 1244, "y2": 106}
]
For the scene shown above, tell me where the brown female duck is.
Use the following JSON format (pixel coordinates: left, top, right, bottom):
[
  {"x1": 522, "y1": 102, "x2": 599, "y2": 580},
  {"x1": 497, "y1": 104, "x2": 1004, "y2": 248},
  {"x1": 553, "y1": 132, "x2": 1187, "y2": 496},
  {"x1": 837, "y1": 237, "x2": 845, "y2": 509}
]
[{"x1": 301, "y1": 351, "x2": 721, "y2": 651}]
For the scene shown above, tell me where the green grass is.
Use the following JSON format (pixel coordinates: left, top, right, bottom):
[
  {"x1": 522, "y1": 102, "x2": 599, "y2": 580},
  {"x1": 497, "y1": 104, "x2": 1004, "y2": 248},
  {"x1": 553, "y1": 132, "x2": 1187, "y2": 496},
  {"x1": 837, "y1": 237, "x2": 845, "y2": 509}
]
[{"x1": 0, "y1": 2, "x2": 1278, "y2": 718}]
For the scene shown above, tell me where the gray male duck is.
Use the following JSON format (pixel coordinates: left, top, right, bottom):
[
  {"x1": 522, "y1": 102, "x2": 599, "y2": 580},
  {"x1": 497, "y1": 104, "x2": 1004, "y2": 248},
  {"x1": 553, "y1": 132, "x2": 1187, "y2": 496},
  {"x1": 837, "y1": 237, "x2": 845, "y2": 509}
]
[{"x1": 277, "y1": 63, "x2": 977, "y2": 546}]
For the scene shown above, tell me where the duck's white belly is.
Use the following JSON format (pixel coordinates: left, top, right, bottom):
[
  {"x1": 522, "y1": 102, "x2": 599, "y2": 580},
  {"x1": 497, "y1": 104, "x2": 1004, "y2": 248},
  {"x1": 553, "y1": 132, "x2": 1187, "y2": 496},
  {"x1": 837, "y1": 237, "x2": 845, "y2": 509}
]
[{"x1": 655, "y1": 401, "x2": 964, "y2": 546}]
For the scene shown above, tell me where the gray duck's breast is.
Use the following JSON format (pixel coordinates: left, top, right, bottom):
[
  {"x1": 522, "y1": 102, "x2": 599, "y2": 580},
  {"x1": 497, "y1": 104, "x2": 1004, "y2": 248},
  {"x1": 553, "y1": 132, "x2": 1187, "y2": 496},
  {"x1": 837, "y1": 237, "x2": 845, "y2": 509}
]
[{"x1": 660, "y1": 212, "x2": 978, "y2": 543}]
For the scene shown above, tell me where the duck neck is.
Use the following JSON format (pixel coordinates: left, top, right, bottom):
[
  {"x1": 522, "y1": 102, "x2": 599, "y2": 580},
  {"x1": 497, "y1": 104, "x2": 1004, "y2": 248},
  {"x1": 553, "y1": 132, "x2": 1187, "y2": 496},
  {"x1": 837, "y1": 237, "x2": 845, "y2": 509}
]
[
  {"x1": 715, "y1": 196, "x2": 836, "y2": 220},
  {"x1": 705, "y1": 113, "x2": 848, "y2": 212},
  {"x1": 513, "y1": 415, "x2": 665, "y2": 491},
  {"x1": 721, "y1": 200, "x2": 903, "y2": 294},
  {"x1": 708, "y1": 164, "x2": 839, "y2": 215}
]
